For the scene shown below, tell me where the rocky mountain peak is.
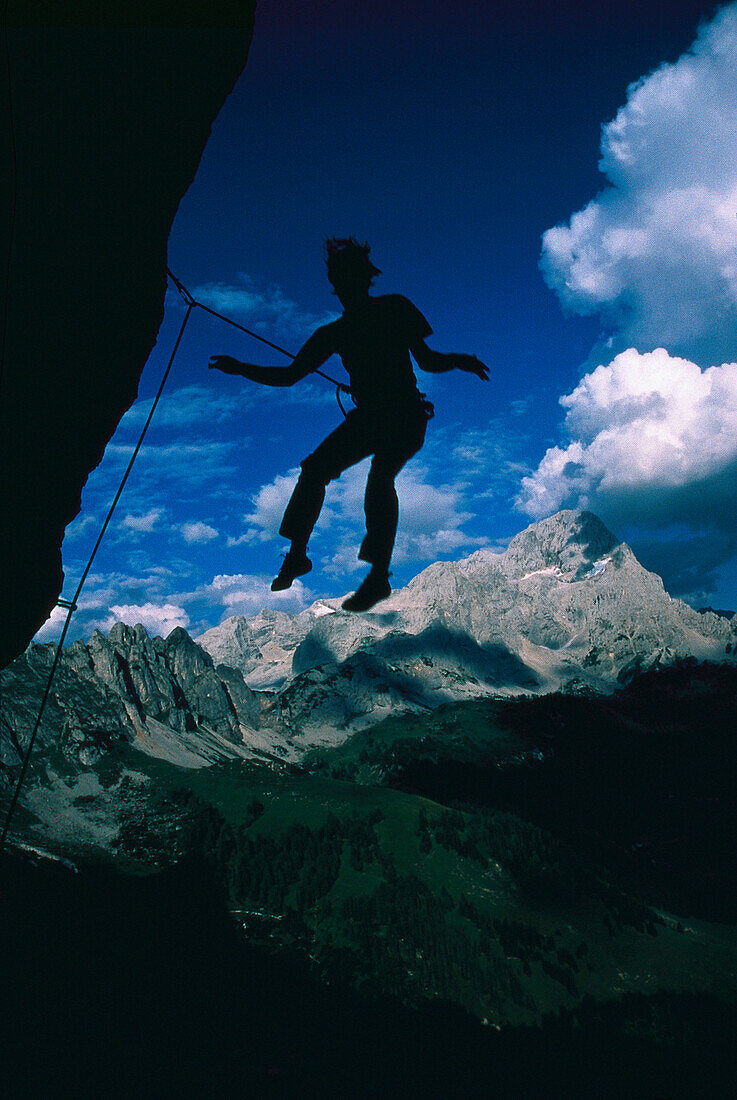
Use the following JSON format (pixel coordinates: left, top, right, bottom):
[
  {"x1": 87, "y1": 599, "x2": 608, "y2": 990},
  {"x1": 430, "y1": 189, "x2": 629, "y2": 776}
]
[
  {"x1": 502, "y1": 510, "x2": 620, "y2": 581},
  {"x1": 196, "y1": 615, "x2": 261, "y2": 669},
  {"x1": 165, "y1": 626, "x2": 215, "y2": 681},
  {"x1": 1, "y1": 614, "x2": 273, "y2": 786},
  {"x1": 107, "y1": 622, "x2": 146, "y2": 648}
]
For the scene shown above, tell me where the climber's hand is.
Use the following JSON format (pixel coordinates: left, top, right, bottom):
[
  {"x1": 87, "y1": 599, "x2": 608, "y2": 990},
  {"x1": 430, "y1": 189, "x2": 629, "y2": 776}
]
[
  {"x1": 457, "y1": 354, "x2": 489, "y2": 381},
  {"x1": 208, "y1": 355, "x2": 243, "y2": 375}
]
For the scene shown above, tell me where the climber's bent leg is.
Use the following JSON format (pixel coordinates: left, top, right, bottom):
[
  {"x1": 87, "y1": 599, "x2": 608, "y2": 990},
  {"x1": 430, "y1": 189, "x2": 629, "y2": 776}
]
[{"x1": 279, "y1": 411, "x2": 372, "y2": 550}]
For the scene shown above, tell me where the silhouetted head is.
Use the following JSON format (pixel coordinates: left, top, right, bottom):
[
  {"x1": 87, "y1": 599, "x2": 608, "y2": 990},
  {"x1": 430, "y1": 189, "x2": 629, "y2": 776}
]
[{"x1": 325, "y1": 237, "x2": 380, "y2": 306}]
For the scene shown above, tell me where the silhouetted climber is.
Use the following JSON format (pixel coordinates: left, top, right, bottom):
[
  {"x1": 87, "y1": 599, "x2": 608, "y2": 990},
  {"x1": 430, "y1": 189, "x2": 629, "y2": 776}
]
[{"x1": 209, "y1": 238, "x2": 489, "y2": 611}]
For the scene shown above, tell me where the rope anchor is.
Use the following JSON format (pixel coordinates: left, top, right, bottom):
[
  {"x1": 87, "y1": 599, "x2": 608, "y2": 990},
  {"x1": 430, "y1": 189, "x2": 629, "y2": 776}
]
[{"x1": 166, "y1": 266, "x2": 196, "y2": 307}]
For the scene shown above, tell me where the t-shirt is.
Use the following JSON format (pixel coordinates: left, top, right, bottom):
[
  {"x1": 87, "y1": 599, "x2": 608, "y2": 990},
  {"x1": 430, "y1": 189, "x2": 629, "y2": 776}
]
[{"x1": 322, "y1": 294, "x2": 432, "y2": 414}]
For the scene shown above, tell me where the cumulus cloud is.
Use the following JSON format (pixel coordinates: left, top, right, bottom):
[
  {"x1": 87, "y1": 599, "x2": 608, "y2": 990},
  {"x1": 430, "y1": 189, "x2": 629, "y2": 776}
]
[
  {"x1": 227, "y1": 469, "x2": 300, "y2": 546},
  {"x1": 318, "y1": 464, "x2": 488, "y2": 577},
  {"x1": 120, "y1": 384, "x2": 249, "y2": 430},
  {"x1": 390, "y1": 464, "x2": 490, "y2": 563},
  {"x1": 177, "y1": 573, "x2": 314, "y2": 618},
  {"x1": 181, "y1": 521, "x2": 219, "y2": 544},
  {"x1": 518, "y1": 347, "x2": 737, "y2": 528},
  {"x1": 120, "y1": 508, "x2": 163, "y2": 533},
  {"x1": 64, "y1": 513, "x2": 98, "y2": 541},
  {"x1": 540, "y1": 4, "x2": 737, "y2": 366},
  {"x1": 528, "y1": 5, "x2": 737, "y2": 603},
  {"x1": 71, "y1": 569, "x2": 174, "y2": 610},
  {"x1": 32, "y1": 565, "x2": 202, "y2": 644},
  {"x1": 230, "y1": 455, "x2": 492, "y2": 574},
  {"x1": 192, "y1": 273, "x2": 339, "y2": 341},
  {"x1": 99, "y1": 602, "x2": 191, "y2": 637},
  {"x1": 33, "y1": 604, "x2": 69, "y2": 642}
]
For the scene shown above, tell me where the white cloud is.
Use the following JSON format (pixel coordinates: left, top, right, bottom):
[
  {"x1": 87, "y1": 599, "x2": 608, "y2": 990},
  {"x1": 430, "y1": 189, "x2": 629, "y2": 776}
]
[
  {"x1": 119, "y1": 384, "x2": 249, "y2": 430},
  {"x1": 32, "y1": 565, "x2": 203, "y2": 644},
  {"x1": 445, "y1": 424, "x2": 529, "y2": 487},
  {"x1": 74, "y1": 572, "x2": 169, "y2": 611},
  {"x1": 33, "y1": 594, "x2": 189, "y2": 644},
  {"x1": 229, "y1": 468, "x2": 301, "y2": 545},
  {"x1": 100, "y1": 602, "x2": 190, "y2": 637},
  {"x1": 540, "y1": 4, "x2": 737, "y2": 366},
  {"x1": 517, "y1": 347, "x2": 737, "y2": 529},
  {"x1": 392, "y1": 464, "x2": 489, "y2": 562},
  {"x1": 120, "y1": 508, "x2": 163, "y2": 533},
  {"x1": 64, "y1": 513, "x2": 98, "y2": 541},
  {"x1": 314, "y1": 460, "x2": 489, "y2": 573},
  {"x1": 231, "y1": 438, "x2": 500, "y2": 571},
  {"x1": 181, "y1": 521, "x2": 219, "y2": 544},
  {"x1": 192, "y1": 273, "x2": 339, "y2": 341},
  {"x1": 106, "y1": 441, "x2": 237, "y2": 485},
  {"x1": 33, "y1": 604, "x2": 69, "y2": 642},
  {"x1": 177, "y1": 573, "x2": 314, "y2": 617}
]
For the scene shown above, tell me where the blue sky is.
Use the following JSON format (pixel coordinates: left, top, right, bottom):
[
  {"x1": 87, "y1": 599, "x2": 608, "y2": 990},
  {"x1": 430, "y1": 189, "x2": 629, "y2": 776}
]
[{"x1": 39, "y1": 0, "x2": 737, "y2": 641}]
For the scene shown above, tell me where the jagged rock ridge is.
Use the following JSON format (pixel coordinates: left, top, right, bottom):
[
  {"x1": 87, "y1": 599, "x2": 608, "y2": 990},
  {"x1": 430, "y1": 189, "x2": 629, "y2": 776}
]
[{"x1": 1, "y1": 622, "x2": 273, "y2": 780}]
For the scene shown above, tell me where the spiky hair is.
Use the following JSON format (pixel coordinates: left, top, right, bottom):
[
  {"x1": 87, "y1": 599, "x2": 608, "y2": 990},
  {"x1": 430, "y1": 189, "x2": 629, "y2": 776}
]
[{"x1": 324, "y1": 236, "x2": 381, "y2": 283}]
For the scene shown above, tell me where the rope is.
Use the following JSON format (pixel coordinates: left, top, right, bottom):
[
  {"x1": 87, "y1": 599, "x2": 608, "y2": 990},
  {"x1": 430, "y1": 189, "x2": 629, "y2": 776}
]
[
  {"x1": 0, "y1": 299, "x2": 194, "y2": 856},
  {"x1": 0, "y1": 268, "x2": 351, "y2": 854},
  {"x1": 166, "y1": 267, "x2": 353, "y2": 413}
]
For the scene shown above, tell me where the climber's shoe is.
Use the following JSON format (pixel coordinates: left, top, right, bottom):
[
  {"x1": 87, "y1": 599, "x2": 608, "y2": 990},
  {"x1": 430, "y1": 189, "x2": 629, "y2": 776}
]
[
  {"x1": 271, "y1": 550, "x2": 312, "y2": 592},
  {"x1": 341, "y1": 570, "x2": 391, "y2": 612}
]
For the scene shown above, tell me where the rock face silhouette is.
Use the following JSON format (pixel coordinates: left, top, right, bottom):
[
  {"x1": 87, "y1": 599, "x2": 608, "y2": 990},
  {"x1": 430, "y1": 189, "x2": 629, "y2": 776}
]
[{"x1": 0, "y1": 5, "x2": 257, "y2": 668}]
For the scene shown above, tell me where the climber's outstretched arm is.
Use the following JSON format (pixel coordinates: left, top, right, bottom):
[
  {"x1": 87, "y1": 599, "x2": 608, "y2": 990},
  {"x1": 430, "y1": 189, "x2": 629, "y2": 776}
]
[
  {"x1": 209, "y1": 325, "x2": 336, "y2": 386},
  {"x1": 409, "y1": 339, "x2": 489, "y2": 381}
]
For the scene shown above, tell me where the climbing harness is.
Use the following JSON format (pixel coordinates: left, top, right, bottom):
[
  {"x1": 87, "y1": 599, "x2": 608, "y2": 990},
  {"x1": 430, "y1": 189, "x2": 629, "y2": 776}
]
[{"x1": 0, "y1": 268, "x2": 351, "y2": 855}]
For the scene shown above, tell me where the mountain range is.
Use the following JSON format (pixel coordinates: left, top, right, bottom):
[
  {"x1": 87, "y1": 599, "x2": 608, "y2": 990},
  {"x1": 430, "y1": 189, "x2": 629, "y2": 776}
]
[
  {"x1": 3, "y1": 510, "x2": 734, "y2": 791},
  {"x1": 196, "y1": 509, "x2": 735, "y2": 748}
]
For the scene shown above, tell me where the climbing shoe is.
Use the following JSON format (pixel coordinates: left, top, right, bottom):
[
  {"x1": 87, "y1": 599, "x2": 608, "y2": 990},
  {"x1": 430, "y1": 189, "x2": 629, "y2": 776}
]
[
  {"x1": 271, "y1": 550, "x2": 312, "y2": 592},
  {"x1": 341, "y1": 571, "x2": 391, "y2": 612}
]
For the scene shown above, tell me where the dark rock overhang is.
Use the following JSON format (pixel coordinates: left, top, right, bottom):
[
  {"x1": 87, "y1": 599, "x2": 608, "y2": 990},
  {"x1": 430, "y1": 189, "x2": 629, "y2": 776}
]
[{"x1": 0, "y1": 2, "x2": 257, "y2": 667}]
